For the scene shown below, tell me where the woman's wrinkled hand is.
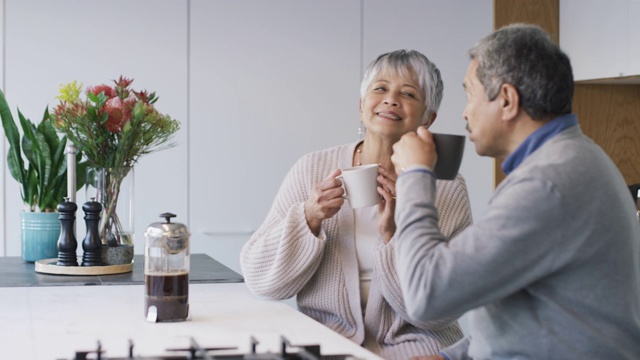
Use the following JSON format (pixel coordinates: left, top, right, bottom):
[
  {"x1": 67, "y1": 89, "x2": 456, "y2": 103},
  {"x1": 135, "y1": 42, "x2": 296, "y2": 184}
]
[
  {"x1": 376, "y1": 165, "x2": 397, "y2": 243},
  {"x1": 304, "y1": 168, "x2": 345, "y2": 236}
]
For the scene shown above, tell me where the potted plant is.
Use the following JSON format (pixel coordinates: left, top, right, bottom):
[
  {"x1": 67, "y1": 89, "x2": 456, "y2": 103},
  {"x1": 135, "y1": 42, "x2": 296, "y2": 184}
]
[{"x1": 0, "y1": 89, "x2": 87, "y2": 262}]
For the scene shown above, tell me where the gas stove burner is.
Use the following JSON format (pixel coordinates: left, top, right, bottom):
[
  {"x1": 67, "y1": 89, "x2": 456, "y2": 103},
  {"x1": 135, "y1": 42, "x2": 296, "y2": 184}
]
[{"x1": 63, "y1": 336, "x2": 361, "y2": 360}]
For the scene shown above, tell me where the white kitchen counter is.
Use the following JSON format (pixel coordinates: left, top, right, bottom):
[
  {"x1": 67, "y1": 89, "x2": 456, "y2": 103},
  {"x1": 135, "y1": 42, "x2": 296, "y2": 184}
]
[{"x1": 0, "y1": 283, "x2": 383, "y2": 359}]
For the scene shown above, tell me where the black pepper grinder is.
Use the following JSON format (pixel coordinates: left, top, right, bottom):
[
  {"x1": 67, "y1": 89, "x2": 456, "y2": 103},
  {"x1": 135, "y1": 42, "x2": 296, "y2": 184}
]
[
  {"x1": 82, "y1": 198, "x2": 103, "y2": 266},
  {"x1": 57, "y1": 197, "x2": 78, "y2": 266}
]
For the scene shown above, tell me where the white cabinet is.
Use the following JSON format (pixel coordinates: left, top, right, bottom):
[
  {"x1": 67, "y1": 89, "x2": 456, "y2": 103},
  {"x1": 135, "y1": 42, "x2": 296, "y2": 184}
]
[
  {"x1": 629, "y1": 0, "x2": 640, "y2": 75},
  {"x1": 561, "y1": 0, "x2": 640, "y2": 81}
]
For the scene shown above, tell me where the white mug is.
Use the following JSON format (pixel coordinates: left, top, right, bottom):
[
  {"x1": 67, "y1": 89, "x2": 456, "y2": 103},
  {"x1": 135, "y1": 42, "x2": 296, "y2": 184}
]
[{"x1": 337, "y1": 164, "x2": 381, "y2": 208}]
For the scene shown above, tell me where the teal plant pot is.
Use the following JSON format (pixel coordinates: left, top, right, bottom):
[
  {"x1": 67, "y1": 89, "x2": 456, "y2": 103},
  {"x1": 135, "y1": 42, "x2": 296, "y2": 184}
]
[{"x1": 21, "y1": 211, "x2": 61, "y2": 262}]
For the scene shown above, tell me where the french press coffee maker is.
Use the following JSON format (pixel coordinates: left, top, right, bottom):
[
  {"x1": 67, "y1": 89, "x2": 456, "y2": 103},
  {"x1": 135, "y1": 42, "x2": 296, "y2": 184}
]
[{"x1": 144, "y1": 212, "x2": 190, "y2": 322}]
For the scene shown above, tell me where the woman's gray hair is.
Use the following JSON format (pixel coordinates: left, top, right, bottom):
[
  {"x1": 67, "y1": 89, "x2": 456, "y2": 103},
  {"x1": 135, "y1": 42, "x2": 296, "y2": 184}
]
[
  {"x1": 468, "y1": 23, "x2": 574, "y2": 120},
  {"x1": 360, "y1": 49, "x2": 443, "y2": 124}
]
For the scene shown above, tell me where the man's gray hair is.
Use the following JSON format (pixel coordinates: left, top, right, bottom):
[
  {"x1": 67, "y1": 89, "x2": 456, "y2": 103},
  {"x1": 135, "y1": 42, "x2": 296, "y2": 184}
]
[{"x1": 468, "y1": 23, "x2": 574, "y2": 120}]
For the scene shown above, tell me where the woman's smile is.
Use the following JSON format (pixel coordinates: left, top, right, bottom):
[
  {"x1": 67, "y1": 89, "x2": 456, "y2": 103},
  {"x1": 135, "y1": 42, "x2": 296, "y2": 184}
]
[{"x1": 376, "y1": 110, "x2": 402, "y2": 121}]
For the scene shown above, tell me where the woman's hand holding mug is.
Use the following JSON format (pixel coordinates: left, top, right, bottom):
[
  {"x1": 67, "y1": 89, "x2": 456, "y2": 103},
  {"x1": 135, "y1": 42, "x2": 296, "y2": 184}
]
[{"x1": 304, "y1": 168, "x2": 345, "y2": 236}]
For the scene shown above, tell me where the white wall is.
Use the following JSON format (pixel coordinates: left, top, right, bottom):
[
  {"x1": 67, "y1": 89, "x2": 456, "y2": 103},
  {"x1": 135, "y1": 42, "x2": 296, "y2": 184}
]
[
  {"x1": 0, "y1": 0, "x2": 493, "y2": 274},
  {"x1": 188, "y1": 0, "x2": 362, "y2": 273},
  {"x1": 1, "y1": 0, "x2": 189, "y2": 261},
  {"x1": 363, "y1": 0, "x2": 494, "y2": 231}
]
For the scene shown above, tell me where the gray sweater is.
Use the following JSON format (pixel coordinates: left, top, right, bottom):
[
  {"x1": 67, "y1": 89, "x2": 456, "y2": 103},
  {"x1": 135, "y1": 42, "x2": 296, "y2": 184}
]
[
  {"x1": 241, "y1": 142, "x2": 473, "y2": 360},
  {"x1": 395, "y1": 125, "x2": 640, "y2": 359}
]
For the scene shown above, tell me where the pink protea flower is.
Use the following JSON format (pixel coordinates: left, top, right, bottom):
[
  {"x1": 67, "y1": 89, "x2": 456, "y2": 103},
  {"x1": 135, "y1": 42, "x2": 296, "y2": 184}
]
[
  {"x1": 103, "y1": 97, "x2": 129, "y2": 133},
  {"x1": 87, "y1": 84, "x2": 116, "y2": 99}
]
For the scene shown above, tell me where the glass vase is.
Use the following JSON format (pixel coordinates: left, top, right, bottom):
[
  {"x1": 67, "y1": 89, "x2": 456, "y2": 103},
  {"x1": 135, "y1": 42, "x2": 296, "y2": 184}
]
[{"x1": 86, "y1": 167, "x2": 134, "y2": 247}]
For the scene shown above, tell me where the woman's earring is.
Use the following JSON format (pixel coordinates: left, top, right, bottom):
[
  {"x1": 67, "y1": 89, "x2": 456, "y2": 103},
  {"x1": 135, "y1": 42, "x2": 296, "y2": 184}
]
[{"x1": 358, "y1": 120, "x2": 364, "y2": 139}]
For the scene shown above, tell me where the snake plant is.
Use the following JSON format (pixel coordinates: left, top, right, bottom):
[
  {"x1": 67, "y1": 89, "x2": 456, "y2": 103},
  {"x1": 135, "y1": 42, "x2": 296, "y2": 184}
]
[{"x1": 1, "y1": 89, "x2": 87, "y2": 212}]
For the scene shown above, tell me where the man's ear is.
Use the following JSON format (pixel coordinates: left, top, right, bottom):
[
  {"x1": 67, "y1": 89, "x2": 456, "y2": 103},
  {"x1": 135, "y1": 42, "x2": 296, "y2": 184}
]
[{"x1": 500, "y1": 83, "x2": 520, "y2": 120}]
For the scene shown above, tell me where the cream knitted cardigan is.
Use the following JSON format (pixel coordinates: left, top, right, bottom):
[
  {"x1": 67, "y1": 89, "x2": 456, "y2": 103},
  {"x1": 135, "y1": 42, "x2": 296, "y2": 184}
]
[{"x1": 240, "y1": 142, "x2": 472, "y2": 360}]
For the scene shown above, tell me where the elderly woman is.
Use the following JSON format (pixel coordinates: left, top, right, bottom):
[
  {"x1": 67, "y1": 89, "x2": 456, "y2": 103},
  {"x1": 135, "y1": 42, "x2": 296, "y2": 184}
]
[{"x1": 240, "y1": 49, "x2": 472, "y2": 360}]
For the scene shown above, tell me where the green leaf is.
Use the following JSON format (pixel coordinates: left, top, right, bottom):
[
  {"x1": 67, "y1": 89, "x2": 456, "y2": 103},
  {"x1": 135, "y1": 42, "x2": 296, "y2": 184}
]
[
  {"x1": 3, "y1": 90, "x2": 76, "y2": 210},
  {"x1": 52, "y1": 137, "x2": 67, "y2": 179},
  {"x1": 37, "y1": 135, "x2": 69, "y2": 210},
  {"x1": 0, "y1": 90, "x2": 26, "y2": 188},
  {"x1": 39, "y1": 114, "x2": 60, "y2": 158},
  {"x1": 19, "y1": 111, "x2": 41, "y2": 166},
  {"x1": 41, "y1": 176, "x2": 61, "y2": 210},
  {"x1": 6, "y1": 147, "x2": 23, "y2": 184},
  {"x1": 37, "y1": 129, "x2": 53, "y2": 179},
  {"x1": 25, "y1": 166, "x2": 37, "y2": 210}
]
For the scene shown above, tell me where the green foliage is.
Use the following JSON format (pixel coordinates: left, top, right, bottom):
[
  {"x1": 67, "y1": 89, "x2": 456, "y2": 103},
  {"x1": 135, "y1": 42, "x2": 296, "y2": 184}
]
[
  {"x1": 50, "y1": 76, "x2": 180, "y2": 243},
  {"x1": 0, "y1": 89, "x2": 87, "y2": 212},
  {"x1": 51, "y1": 76, "x2": 180, "y2": 170}
]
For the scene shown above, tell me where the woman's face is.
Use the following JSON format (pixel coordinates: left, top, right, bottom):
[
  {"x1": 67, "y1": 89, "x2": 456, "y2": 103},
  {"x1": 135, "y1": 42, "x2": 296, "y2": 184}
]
[{"x1": 360, "y1": 70, "x2": 428, "y2": 141}]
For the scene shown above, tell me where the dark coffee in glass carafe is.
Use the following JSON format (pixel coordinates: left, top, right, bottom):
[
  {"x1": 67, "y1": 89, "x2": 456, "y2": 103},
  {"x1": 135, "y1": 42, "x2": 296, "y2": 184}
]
[
  {"x1": 145, "y1": 272, "x2": 189, "y2": 321},
  {"x1": 144, "y1": 213, "x2": 190, "y2": 322}
]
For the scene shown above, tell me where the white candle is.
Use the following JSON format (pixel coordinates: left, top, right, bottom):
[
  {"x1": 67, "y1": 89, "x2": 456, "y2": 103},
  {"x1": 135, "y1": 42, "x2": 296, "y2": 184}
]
[{"x1": 65, "y1": 144, "x2": 77, "y2": 204}]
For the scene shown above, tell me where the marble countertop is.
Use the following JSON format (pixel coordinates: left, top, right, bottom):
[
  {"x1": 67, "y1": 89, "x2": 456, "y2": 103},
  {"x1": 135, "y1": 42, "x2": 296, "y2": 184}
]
[{"x1": 0, "y1": 282, "x2": 382, "y2": 359}]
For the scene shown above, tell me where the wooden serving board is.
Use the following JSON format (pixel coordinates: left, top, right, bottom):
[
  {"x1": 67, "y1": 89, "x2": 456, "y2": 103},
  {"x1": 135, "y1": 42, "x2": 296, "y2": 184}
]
[{"x1": 35, "y1": 258, "x2": 133, "y2": 275}]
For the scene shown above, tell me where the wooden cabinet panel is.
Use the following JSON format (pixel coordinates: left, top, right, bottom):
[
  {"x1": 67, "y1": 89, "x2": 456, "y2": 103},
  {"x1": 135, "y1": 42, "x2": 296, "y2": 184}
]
[
  {"x1": 573, "y1": 85, "x2": 640, "y2": 184},
  {"x1": 496, "y1": 0, "x2": 559, "y2": 42},
  {"x1": 493, "y1": 0, "x2": 559, "y2": 186}
]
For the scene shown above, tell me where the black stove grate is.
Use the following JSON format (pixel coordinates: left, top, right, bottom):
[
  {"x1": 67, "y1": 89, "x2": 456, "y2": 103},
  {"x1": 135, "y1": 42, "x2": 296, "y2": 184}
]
[{"x1": 61, "y1": 336, "x2": 360, "y2": 360}]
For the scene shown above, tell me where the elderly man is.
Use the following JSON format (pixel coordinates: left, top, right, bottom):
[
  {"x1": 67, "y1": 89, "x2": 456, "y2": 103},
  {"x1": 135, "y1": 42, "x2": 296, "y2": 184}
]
[{"x1": 391, "y1": 24, "x2": 640, "y2": 360}]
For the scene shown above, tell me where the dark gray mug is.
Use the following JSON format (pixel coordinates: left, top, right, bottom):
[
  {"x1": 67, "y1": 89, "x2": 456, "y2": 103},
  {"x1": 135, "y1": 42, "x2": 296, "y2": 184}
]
[{"x1": 432, "y1": 133, "x2": 465, "y2": 180}]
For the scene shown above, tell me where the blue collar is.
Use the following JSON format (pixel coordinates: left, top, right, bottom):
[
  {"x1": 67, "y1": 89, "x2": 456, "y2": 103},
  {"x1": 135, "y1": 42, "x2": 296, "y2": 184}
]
[{"x1": 502, "y1": 114, "x2": 578, "y2": 174}]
